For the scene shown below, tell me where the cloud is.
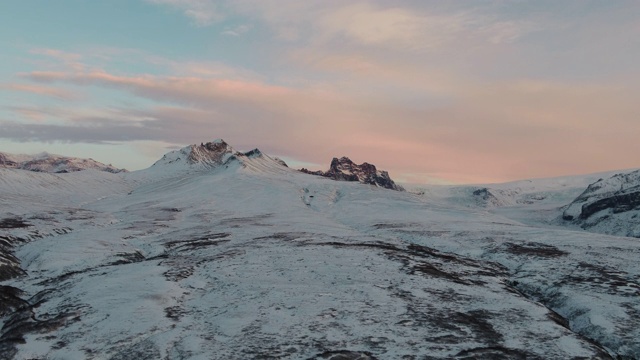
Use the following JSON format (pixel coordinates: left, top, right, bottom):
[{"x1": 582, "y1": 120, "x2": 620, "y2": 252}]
[
  {"x1": 316, "y1": 3, "x2": 469, "y2": 51},
  {"x1": 146, "y1": 0, "x2": 223, "y2": 26},
  {"x1": 4, "y1": 105, "x2": 67, "y2": 121},
  {"x1": 221, "y1": 24, "x2": 252, "y2": 37},
  {"x1": 227, "y1": 1, "x2": 539, "y2": 51},
  {"x1": 481, "y1": 20, "x2": 538, "y2": 44},
  {"x1": 23, "y1": 71, "x2": 294, "y2": 109},
  {"x1": 30, "y1": 48, "x2": 86, "y2": 72},
  {"x1": 1, "y1": 83, "x2": 80, "y2": 100},
  {"x1": 0, "y1": 121, "x2": 155, "y2": 144},
  {"x1": 9, "y1": 67, "x2": 640, "y2": 183}
]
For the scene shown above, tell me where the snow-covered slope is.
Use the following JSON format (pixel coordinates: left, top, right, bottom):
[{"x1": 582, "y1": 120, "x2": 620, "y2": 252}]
[
  {"x1": 0, "y1": 152, "x2": 126, "y2": 174},
  {"x1": 426, "y1": 171, "x2": 619, "y2": 209},
  {"x1": 1, "y1": 142, "x2": 639, "y2": 359}
]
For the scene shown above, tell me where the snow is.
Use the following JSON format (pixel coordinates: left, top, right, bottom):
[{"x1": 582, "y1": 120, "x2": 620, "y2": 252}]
[{"x1": 1, "y1": 148, "x2": 639, "y2": 359}]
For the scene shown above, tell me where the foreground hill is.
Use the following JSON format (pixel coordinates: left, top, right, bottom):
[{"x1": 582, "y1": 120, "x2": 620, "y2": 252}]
[{"x1": 0, "y1": 140, "x2": 638, "y2": 359}]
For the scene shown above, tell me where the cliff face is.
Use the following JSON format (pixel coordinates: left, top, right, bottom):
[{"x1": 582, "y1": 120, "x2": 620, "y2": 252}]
[
  {"x1": 562, "y1": 169, "x2": 640, "y2": 237},
  {"x1": 301, "y1": 156, "x2": 404, "y2": 191},
  {"x1": 187, "y1": 140, "x2": 236, "y2": 165}
]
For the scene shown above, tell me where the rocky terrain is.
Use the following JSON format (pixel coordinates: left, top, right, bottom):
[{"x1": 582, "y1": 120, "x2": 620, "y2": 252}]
[
  {"x1": 0, "y1": 140, "x2": 638, "y2": 359},
  {"x1": 300, "y1": 157, "x2": 403, "y2": 191}
]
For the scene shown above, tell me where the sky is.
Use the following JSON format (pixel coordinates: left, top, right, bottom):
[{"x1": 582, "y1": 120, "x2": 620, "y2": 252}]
[{"x1": 1, "y1": 1, "x2": 639, "y2": 184}]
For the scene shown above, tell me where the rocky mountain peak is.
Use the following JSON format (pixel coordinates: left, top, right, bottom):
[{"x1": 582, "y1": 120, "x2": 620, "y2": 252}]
[
  {"x1": 152, "y1": 139, "x2": 237, "y2": 170},
  {"x1": 187, "y1": 140, "x2": 236, "y2": 165},
  {"x1": 301, "y1": 156, "x2": 404, "y2": 191},
  {"x1": 149, "y1": 139, "x2": 290, "y2": 175}
]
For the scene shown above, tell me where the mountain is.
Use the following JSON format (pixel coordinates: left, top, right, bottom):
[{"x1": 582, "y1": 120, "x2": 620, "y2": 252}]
[
  {"x1": 149, "y1": 139, "x2": 236, "y2": 170},
  {"x1": 562, "y1": 169, "x2": 640, "y2": 237},
  {"x1": 300, "y1": 156, "x2": 404, "y2": 191},
  {"x1": 146, "y1": 139, "x2": 288, "y2": 175},
  {"x1": 0, "y1": 140, "x2": 639, "y2": 359},
  {"x1": 0, "y1": 151, "x2": 126, "y2": 173}
]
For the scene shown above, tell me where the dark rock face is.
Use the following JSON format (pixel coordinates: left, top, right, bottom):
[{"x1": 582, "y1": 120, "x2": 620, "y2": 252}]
[
  {"x1": 579, "y1": 191, "x2": 640, "y2": 219},
  {"x1": 243, "y1": 148, "x2": 262, "y2": 158},
  {"x1": 301, "y1": 157, "x2": 403, "y2": 191},
  {"x1": 188, "y1": 140, "x2": 236, "y2": 165},
  {"x1": 0, "y1": 154, "x2": 18, "y2": 169},
  {"x1": 472, "y1": 188, "x2": 503, "y2": 207},
  {"x1": 562, "y1": 170, "x2": 640, "y2": 237}
]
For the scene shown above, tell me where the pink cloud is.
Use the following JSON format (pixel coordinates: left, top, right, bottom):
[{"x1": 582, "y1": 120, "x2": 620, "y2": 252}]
[
  {"x1": 1, "y1": 83, "x2": 79, "y2": 100},
  {"x1": 29, "y1": 48, "x2": 86, "y2": 72}
]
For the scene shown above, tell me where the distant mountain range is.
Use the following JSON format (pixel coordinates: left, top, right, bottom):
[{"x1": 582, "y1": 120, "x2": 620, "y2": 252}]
[
  {"x1": 2, "y1": 139, "x2": 402, "y2": 190},
  {"x1": 0, "y1": 151, "x2": 126, "y2": 173}
]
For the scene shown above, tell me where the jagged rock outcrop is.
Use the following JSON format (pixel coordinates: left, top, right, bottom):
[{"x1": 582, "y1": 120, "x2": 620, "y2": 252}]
[
  {"x1": 301, "y1": 156, "x2": 404, "y2": 191},
  {"x1": 562, "y1": 170, "x2": 640, "y2": 237},
  {"x1": 188, "y1": 140, "x2": 236, "y2": 165},
  {"x1": 471, "y1": 188, "x2": 504, "y2": 207},
  {"x1": 152, "y1": 139, "x2": 237, "y2": 169},
  {"x1": 0, "y1": 152, "x2": 126, "y2": 173},
  {"x1": 244, "y1": 148, "x2": 288, "y2": 167},
  {"x1": 0, "y1": 153, "x2": 19, "y2": 168}
]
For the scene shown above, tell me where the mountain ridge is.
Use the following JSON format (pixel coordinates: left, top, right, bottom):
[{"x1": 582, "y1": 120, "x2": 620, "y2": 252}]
[{"x1": 0, "y1": 151, "x2": 126, "y2": 174}]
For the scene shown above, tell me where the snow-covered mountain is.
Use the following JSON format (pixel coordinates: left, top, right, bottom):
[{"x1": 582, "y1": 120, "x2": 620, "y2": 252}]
[
  {"x1": 143, "y1": 139, "x2": 288, "y2": 178},
  {"x1": 300, "y1": 156, "x2": 404, "y2": 191},
  {"x1": 561, "y1": 169, "x2": 640, "y2": 237},
  {"x1": 1, "y1": 140, "x2": 639, "y2": 359},
  {"x1": 150, "y1": 139, "x2": 237, "y2": 170},
  {"x1": 0, "y1": 151, "x2": 126, "y2": 174}
]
